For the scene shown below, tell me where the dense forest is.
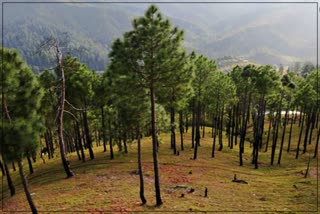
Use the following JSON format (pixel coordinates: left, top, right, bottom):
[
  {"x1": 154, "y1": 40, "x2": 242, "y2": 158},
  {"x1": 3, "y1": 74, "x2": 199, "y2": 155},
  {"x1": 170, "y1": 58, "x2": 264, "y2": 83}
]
[{"x1": 1, "y1": 4, "x2": 319, "y2": 213}]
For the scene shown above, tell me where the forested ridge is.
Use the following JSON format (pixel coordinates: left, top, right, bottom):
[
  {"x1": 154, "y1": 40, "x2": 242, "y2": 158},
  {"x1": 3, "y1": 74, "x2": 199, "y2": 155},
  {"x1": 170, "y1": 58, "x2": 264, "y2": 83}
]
[
  {"x1": 1, "y1": 5, "x2": 319, "y2": 213},
  {"x1": 2, "y1": 2, "x2": 316, "y2": 72}
]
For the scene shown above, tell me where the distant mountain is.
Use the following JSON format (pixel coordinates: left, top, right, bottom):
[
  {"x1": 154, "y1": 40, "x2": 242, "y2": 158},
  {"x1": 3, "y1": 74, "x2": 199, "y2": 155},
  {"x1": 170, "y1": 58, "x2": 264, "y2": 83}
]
[{"x1": 2, "y1": 2, "x2": 316, "y2": 72}]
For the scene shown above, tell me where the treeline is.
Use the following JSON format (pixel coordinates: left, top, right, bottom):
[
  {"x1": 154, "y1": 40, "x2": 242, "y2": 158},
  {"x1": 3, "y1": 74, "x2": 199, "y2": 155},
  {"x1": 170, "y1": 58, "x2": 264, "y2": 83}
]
[{"x1": 1, "y1": 5, "x2": 319, "y2": 213}]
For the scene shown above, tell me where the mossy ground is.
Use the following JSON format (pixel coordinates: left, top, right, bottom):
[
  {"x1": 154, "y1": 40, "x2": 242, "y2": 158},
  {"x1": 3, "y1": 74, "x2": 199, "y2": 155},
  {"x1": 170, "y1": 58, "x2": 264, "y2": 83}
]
[{"x1": 1, "y1": 125, "x2": 318, "y2": 213}]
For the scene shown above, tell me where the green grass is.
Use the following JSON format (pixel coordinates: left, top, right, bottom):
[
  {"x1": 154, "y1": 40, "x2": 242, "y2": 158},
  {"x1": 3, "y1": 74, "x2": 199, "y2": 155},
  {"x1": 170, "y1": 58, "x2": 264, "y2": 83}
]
[{"x1": 1, "y1": 124, "x2": 318, "y2": 213}]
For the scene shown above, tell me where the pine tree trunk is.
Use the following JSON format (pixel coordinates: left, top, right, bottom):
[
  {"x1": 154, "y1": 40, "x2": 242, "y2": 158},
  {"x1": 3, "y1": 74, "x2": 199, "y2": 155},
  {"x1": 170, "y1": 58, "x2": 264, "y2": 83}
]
[
  {"x1": 170, "y1": 104, "x2": 177, "y2": 155},
  {"x1": 185, "y1": 113, "x2": 189, "y2": 133},
  {"x1": 287, "y1": 110, "x2": 295, "y2": 152},
  {"x1": 18, "y1": 159, "x2": 38, "y2": 214},
  {"x1": 296, "y1": 110, "x2": 306, "y2": 159},
  {"x1": 4, "y1": 160, "x2": 15, "y2": 196},
  {"x1": 179, "y1": 111, "x2": 184, "y2": 151},
  {"x1": 191, "y1": 98, "x2": 195, "y2": 148},
  {"x1": 212, "y1": 115, "x2": 218, "y2": 158},
  {"x1": 137, "y1": 126, "x2": 147, "y2": 205},
  {"x1": 193, "y1": 98, "x2": 201, "y2": 160},
  {"x1": 202, "y1": 111, "x2": 205, "y2": 138},
  {"x1": 27, "y1": 154, "x2": 34, "y2": 174},
  {"x1": 101, "y1": 106, "x2": 107, "y2": 152},
  {"x1": 303, "y1": 111, "x2": 311, "y2": 153},
  {"x1": 82, "y1": 107, "x2": 94, "y2": 160},
  {"x1": 278, "y1": 108, "x2": 289, "y2": 164},
  {"x1": 239, "y1": 93, "x2": 251, "y2": 166},
  {"x1": 56, "y1": 43, "x2": 74, "y2": 178},
  {"x1": 0, "y1": 160, "x2": 5, "y2": 176},
  {"x1": 73, "y1": 121, "x2": 81, "y2": 161},
  {"x1": 234, "y1": 104, "x2": 240, "y2": 146},
  {"x1": 12, "y1": 161, "x2": 16, "y2": 171},
  {"x1": 123, "y1": 133, "x2": 128, "y2": 154},
  {"x1": 308, "y1": 110, "x2": 317, "y2": 145},
  {"x1": 150, "y1": 85, "x2": 162, "y2": 206},
  {"x1": 313, "y1": 128, "x2": 320, "y2": 158},
  {"x1": 109, "y1": 136, "x2": 114, "y2": 160},
  {"x1": 44, "y1": 128, "x2": 52, "y2": 159},
  {"x1": 76, "y1": 119, "x2": 85, "y2": 162},
  {"x1": 218, "y1": 105, "x2": 224, "y2": 151},
  {"x1": 270, "y1": 93, "x2": 283, "y2": 165}
]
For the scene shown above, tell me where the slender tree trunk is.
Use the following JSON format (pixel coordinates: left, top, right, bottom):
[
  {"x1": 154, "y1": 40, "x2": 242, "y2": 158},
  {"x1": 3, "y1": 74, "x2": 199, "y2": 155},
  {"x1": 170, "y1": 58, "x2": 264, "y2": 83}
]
[
  {"x1": 287, "y1": 110, "x2": 295, "y2": 152},
  {"x1": 193, "y1": 97, "x2": 201, "y2": 160},
  {"x1": 179, "y1": 111, "x2": 184, "y2": 151},
  {"x1": 296, "y1": 108, "x2": 306, "y2": 159},
  {"x1": 73, "y1": 121, "x2": 81, "y2": 161},
  {"x1": 75, "y1": 119, "x2": 85, "y2": 162},
  {"x1": 239, "y1": 93, "x2": 251, "y2": 166},
  {"x1": 230, "y1": 106, "x2": 235, "y2": 149},
  {"x1": 108, "y1": 117, "x2": 114, "y2": 159},
  {"x1": 218, "y1": 105, "x2": 224, "y2": 151},
  {"x1": 308, "y1": 110, "x2": 317, "y2": 145},
  {"x1": 298, "y1": 107, "x2": 303, "y2": 127},
  {"x1": 55, "y1": 42, "x2": 74, "y2": 178},
  {"x1": 202, "y1": 111, "x2": 205, "y2": 138},
  {"x1": 191, "y1": 98, "x2": 195, "y2": 148},
  {"x1": 44, "y1": 128, "x2": 52, "y2": 159},
  {"x1": 185, "y1": 113, "x2": 189, "y2": 133},
  {"x1": 26, "y1": 154, "x2": 34, "y2": 174},
  {"x1": 18, "y1": 159, "x2": 38, "y2": 214},
  {"x1": 212, "y1": 114, "x2": 218, "y2": 158},
  {"x1": 4, "y1": 160, "x2": 15, "y2": 196},
  {"x1": 234, "y1": 104, "x2": 240, "y2": 146},
  {"x1": 82, "y1": 106, "x2": 94, "y2": 160},
  {"x1": 0, "y1": 160, "x2": 5, "y2": 176},
  {"x1": 137, "y1": 126, "x2": 147, "y2": 205},
  {"x1": 170, "y1": 104, "x2": 177, "y2": 155},
  {"x1": 150, "y1": 85, "x2": 162, "y2": 206},
  {"x1": 101, "y1": 106, "x2": 107, "y2": 152},
  {"x1": 12, "y1": 161, "x2": 16, "y2": 171},
  {"x1": 278, "y1": 108, "x2": 289, "y2": 164},
  {"x1": 313, "y1": 127, "x2": 320, "y2": 158},
  {"x1": 270, "y1": 92, "x2": 283, "y2": 165},
  {"x1": 303, "y1": 111, "x2": 312, "y2": 153},
  {"x1": 123, "y1": 133, "x2": 128, "y2": 154},
  {"x1": 259, "y1": 98, "x2": 266, "y2": 150}
]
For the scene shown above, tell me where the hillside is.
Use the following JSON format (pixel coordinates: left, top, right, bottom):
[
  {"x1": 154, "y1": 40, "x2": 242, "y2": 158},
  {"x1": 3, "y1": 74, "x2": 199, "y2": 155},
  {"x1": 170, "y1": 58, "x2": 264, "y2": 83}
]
[
  {"x1": 1, "y1": 128, "x2": 318, "y2": 212},
  {"x1": 2, "y1": 2, "x2": 316, "y2": 71}
]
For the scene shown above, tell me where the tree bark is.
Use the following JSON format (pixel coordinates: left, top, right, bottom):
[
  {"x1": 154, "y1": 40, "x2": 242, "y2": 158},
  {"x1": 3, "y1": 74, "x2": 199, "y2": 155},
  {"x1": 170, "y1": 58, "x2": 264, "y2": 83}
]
[
  {"x1": 150, "y1": 85, "x2": 162, "y2": 206},
  {"x1": 191, "y1": 98, "x2": 195, "y2": 148},
  {"x1": 0, "y1": 160, "x2": 5, "y2": 176},
  {"x1": 82, "y1": 107, "x2": 94, "y2": 160},
  {"x1": 278, "y1": 108, "x2": 289, "y2": 164},
  {"x1": 55, "y1": 42, "x2": 74, "y2": 178},
  {"x1": 101, "y1": 106, "x2": 107, "y2": 152},
  {"x1": 4, "y1": 160, "x2": 15, "y2": 196},
  {"x1": 218, "y1": 105, "x2": 224, "y2": 151},
  {"x1": 18, "y1": 159, "x2": 38, "y2": 214},
  {"x1": 287, "y1": 110, "x2": 295, "y2": 152},
  {"x1": 26, "y1": 154, "x2": 34, "y2": 174},
  {"x1": 137, "y1": 126, "x2": 147, "y2": 205},
  {"x1": 296, "y1": 109, "x2": 306, "y2": 159},
  {"x1": 270, "y1": 92, "x2": 283, "y2": 165},
  {"x1": 179, "y1": 111, "x2": 184, "y2": 151},
  {"x1": 302, "y1": 111, "x2": 312, "y2": 153},
  {"x1": 193, "y1": 97, "x2": 201, "y2": 160},
  {"x1": 170, "y1": 104, "x2": 177, "y2": 155},
  {"x1": 313, "y1": 128, "x2": 320, "y2": 158}
]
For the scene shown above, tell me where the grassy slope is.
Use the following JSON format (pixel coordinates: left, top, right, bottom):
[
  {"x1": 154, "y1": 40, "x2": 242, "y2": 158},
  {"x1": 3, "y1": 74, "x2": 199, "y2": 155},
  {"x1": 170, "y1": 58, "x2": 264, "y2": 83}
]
[{"x1": 1, "y1": 124, "x2": 318, "y2": 213}]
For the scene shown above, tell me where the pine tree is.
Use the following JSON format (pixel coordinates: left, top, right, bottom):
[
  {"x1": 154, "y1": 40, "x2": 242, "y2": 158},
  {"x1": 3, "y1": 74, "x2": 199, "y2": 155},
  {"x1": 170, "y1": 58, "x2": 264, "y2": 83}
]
[
  {"x1": 108, "y1": 4, "x2": 186, "y2": 206},
  {"x1": 1, "y1": 48, "x2": 44, "y2": 214}
]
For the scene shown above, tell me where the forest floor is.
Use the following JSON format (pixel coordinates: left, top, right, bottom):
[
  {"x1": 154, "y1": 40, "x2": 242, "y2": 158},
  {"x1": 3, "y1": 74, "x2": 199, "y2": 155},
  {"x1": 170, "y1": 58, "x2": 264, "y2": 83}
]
[{"x1": 1, "y1": 127, "x2": 318, "y2": 213}]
